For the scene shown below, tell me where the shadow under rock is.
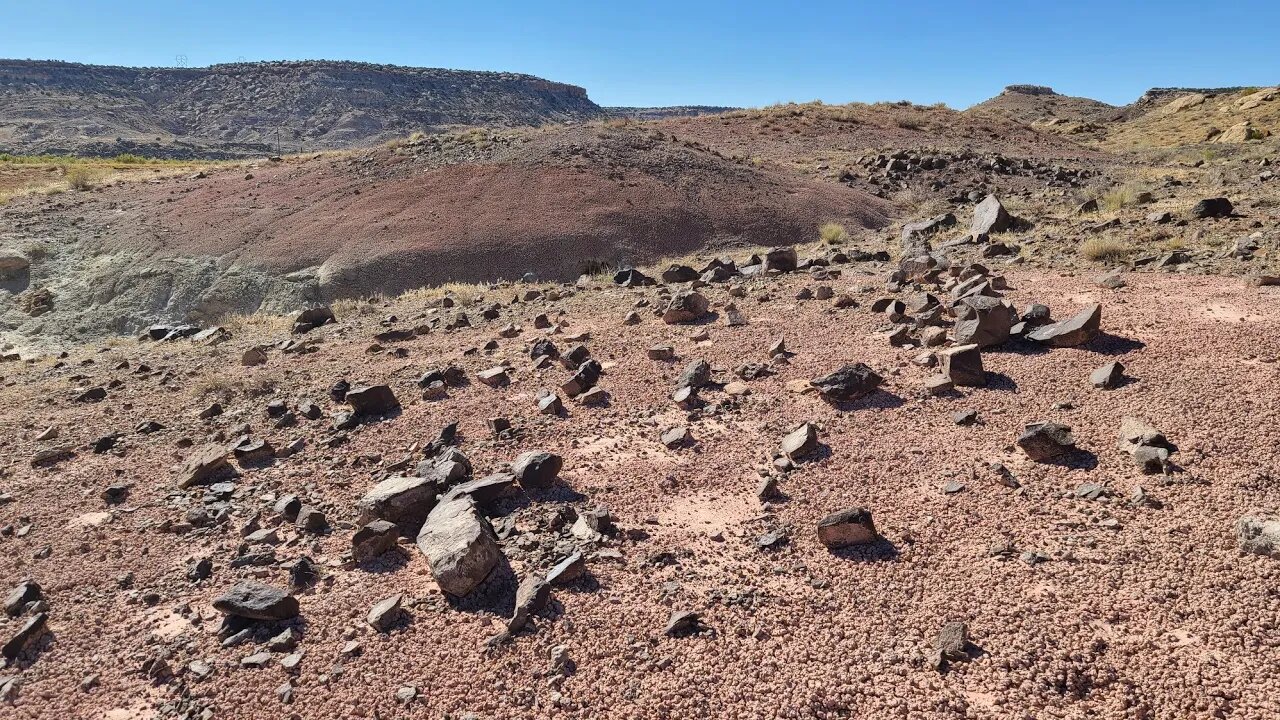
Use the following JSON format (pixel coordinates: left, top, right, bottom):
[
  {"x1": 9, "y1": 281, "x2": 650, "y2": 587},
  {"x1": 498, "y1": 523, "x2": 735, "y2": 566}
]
[
  {"x1": 1083, "y1": 332, "x2": 1146, "y2": 356},
  {"x1": 825, "y1": 390, "x2": 906, "y2": 412},
  {"x1": 446, "y1": 554, "x2": 518, "y2": 616},
  {"x1": 830, "y1": 537, "x2": 900, "y2": 563},
  {"x1": 1041, "y1": 448, "x2": 1099, "y2": 471}
]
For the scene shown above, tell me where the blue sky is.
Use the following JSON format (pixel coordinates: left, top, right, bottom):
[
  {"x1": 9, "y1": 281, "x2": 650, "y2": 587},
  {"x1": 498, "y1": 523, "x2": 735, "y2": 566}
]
[{"x1": 5, "y1": 1, "x2": 1279, "y2": 108}]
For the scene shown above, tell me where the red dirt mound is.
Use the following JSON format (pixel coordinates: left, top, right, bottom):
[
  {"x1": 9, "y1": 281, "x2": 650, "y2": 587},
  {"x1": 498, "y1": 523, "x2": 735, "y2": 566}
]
[{"x1": 71, "y1": 125, "x2": 893, "y2": 298}]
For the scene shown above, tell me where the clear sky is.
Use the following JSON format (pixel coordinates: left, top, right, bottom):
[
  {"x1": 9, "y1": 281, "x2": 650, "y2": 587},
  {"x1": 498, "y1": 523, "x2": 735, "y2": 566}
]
[{"x1": 5, "y1": 0, "x2": 1279, "y2": 109}]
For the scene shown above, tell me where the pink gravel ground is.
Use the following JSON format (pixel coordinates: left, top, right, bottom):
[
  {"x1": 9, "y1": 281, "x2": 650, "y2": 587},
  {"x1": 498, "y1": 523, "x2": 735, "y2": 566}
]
[{"x1": 2, "y1": 267, "x2": 1279, "y2": 719}]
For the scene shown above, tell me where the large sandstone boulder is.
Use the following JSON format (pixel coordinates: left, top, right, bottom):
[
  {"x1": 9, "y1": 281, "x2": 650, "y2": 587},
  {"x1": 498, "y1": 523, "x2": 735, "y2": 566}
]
[{"x1": 416, "y1": 496, "x2": 502, "y2": 597}]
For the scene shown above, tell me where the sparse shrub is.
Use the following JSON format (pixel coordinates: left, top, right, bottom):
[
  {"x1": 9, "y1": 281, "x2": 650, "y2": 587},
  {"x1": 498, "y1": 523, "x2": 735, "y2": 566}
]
[
  {"x1": 1079, "y1": 237, "x2": 1132, "y2": 262},
  {"x1": 819, "y1": 222, "x2": 849, "y2": 244},
  {"x1": 64, "y1": 166, "x2": 96, "y2": 191},
  {"x1": 895, "y1": 117, "x2": 924, "y2": 131},
  {"x1": 1100, "y1": 186, "x2": 1137, "y2": 212},
  {"x1": 111, "y1": 153, "x2": 147, "y2": 164}
]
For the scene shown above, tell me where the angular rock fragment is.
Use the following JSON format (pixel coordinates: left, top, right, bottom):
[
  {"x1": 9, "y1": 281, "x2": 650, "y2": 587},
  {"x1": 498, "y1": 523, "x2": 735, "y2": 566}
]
[
  {"x1": 356, "y1": 476, "x2": 439, "y2": 530},
  {"x1": 971, "y1": 195, "x2": 1013, "y2": 235},
  {"x1": 1016, "y1": 422, "x2": 1076, "y2": 461},
  {"x1": 367, "y1": 594, "x2": 403, "y2": 632},
  {"x1": 1090, "y1": 361, "x2": 1125, "y2": 389},
  {"x1": 346, "y1": 385, "x2": 400, "y2": 416},
  {"x1": 780, "y1": 423, "x2": 818, "y2": 461},
  {"x1": 1026, "y1": 304, "x2": 1101, "y2": 347},
  {"x1": 953, "y1": 296, "x2": 1013, "y2": 348},
  {"x1": 939, "y1": 344, "x2": 985, "y2": 387},
  {"x1": 662, "y1": 290, "x2": 710, "y2": 324},
  {"x1": 511, "y1": 451, "x2": 562, "y2": 490},
  {"x1": 213, "y1": 581, "x2": 299, "y2": 621},
  {"x1": 811, "y1": 364, "x2": 883, "y2": 401},
  {"x1": 508, "y1": 575, "x2": 550, "y2": 632},
  {"x1": 1238, "y1": 515, "x2": 1280, "y2": 558},
  {"x1": 416, "y1": 497, "x2": 501, "y2": 597},
  {"x1": 352, "y1": 520, "x2": 400, "y2": 562},
  {"x1": 177, "y1": 445, "x2": 237, "y2": 489},
  {"x1": 817, "y1": 508, "x2": 879, "y2": 549}
]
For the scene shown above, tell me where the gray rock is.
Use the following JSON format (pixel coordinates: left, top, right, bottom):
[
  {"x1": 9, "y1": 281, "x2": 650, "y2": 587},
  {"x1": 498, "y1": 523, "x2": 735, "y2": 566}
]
[
  {"x1": 508, "y1": 574, "x2": 550, "y2": 632},
  {"x1": 2, "y1": 613, "x2": 47, "y2": 661},
  {"x1": 1016, "y1": 422, "x2": 1076, "y2": 461},
  {"x1": 811, "y1": 364, "x2": 883, "y2": 401},
  {"x1": 3, "y1": 581, "x2": 41, "y2": 617},
  {"x1": 1026, "y1": 304, "x2": 1101, "y2": 347},
  {"x1": 357, "y1": 476, "x2": 438, "y2": 531},
  {"x1": 953, "y1": 296, "x2": 1014, "y2": 348},
  {"x1": 416, "y1": 497, "x2": 502, "y2": 597},
  {"x1": 780, "y1": 423, "x2": 818, "y2": 460},
  {"x1": 939, "y1": 344, "x2": 985, "y2": 387},
  {"x1": 677, "y1": 359, "x2": 712, "y2": 389},
  {"x1": 367, "y1": 594, "x2": 403, "y2": 632},
  {"x1": 346, "y1": 385, "x2": 400, "y2": 416},
  {"x1": 1238, "y1": 515, "x2": 1280, "y2": 558},
  {"x1": 352, "y1": 519, "x2": 400, "y2": 563},
  {"x1": 176, "y1": 445, "x2": 237, "y2": 489},
  {"x1": 546, "y1": 552, "x2": 586, "y2": 585},
  {"x1": 662, "y1": 290, "x2": 710, "y2": 324},
  {"x1": 213, "y1": 581, "x2": 299, "y2": 621},
  {"x1": 1090, "y1": 361, "x2": 1125, "y2": 389},
  {"x1": 971, "y1": 195, "x2": 1013, "y2": 235},
  {"x1": 511, "y1": 451, "x2": 562, "y2": 490},
  {"x1": 1191, "y1": 197, "x2": 1232, "y2": 219}
]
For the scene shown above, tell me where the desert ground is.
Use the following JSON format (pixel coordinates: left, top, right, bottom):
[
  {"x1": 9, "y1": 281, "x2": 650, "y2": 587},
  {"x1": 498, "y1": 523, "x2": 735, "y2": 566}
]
[{"x1": 1, "y1": 81, "x2": 1279, "y2": 719}]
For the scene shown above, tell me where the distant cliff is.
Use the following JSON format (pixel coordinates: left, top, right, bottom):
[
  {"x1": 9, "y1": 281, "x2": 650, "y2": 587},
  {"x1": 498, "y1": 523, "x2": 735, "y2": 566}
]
[{"x1": 0, "y1": 59, "x2": 604, "y2": 158}]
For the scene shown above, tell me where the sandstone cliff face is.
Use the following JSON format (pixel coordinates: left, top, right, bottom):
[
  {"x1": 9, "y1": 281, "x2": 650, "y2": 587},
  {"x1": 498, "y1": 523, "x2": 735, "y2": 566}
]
[{"x1": 0, "y1": 60, "x2": 603, "y2": 157}]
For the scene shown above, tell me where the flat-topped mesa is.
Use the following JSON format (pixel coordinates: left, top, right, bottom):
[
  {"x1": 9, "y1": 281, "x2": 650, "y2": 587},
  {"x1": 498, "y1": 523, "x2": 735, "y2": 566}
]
[{"x1": 1002, "y1": 85, "x2": 1059, "y2": 96}]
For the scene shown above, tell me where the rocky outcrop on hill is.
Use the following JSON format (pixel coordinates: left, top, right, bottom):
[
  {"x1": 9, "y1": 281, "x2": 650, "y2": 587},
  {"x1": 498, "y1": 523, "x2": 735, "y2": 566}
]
[{"x1": 0, "y1": 60, "x2": 603, "y2": 158}]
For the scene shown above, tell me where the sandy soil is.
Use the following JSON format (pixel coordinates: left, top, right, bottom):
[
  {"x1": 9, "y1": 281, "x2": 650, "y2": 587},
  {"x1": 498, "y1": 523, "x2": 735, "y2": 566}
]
[{"x1": 2, "y1": 262, "x2": 1280, "y2": 719}]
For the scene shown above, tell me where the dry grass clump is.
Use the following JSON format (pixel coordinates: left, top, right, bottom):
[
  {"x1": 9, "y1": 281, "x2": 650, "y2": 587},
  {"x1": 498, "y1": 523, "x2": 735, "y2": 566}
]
[
  {"x1": 819, "y1": 222, "x2": 849, "y2": 244},
  {"x1": 1079, "y1": 237, "x2": 1133, "y2": 262},
  {"x1": 192, "y1": 372, "x2": 281, "y2": 403},
  {"x1": 220, "y1": 311, "x2": 292, "y2": 337},
  {"x1": 64, "y1": 166, "x2": 100, "y2": 191}
]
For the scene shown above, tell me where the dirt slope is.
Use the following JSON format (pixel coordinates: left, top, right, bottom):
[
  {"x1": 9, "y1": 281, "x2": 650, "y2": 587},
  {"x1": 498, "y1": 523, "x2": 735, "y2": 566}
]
[{"x1": 0, "y1": 123, "x2": 892, "y2": 345}]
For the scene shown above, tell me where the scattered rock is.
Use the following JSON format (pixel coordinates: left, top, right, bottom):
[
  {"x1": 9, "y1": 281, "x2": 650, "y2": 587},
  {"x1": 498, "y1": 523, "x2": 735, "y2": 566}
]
[
  {"x1": 1016, "y1": 422, "x2": 1076, "y2": 461},
  {"x1": 416, "y1": 497, "x2": 501, "y2": 597},
  {"x1": 816, "y1": 508, "x2": 879, "y2": 549},
  {"x1": 213, "y1": 581, "x2": 299, "y2": 621}
]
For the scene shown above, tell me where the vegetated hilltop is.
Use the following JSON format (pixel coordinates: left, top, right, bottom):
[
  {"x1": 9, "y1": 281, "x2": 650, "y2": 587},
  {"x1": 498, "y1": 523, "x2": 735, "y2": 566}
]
[
  {"x1": 606, "y1": 106, "x2": 738, "y2": 120},
  {"x1": 1097, "y1": 85, "x2": 1280, "y2": 150},
  {"x1": 966, "y1": 85, "x2": 1120, "y2": 132},
  {"x1": 0, "y1": 59, "x2": 604, "y2": 158}
]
